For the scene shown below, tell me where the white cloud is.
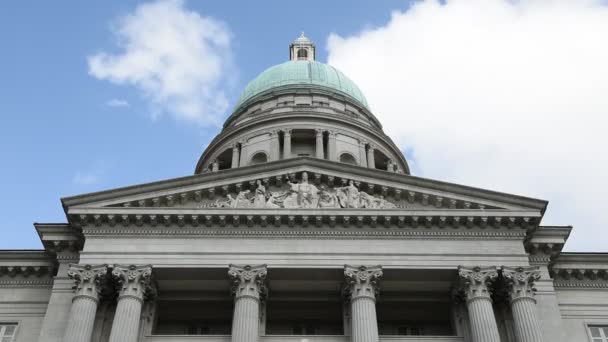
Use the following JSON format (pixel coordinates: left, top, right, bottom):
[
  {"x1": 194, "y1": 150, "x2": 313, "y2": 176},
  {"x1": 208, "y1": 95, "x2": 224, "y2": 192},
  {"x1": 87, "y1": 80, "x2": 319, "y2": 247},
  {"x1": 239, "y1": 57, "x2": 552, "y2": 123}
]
[
  {"x1": 88, "y1": 0, "x2": 232, "y2": 126},
  {"x1": 327, "y1": 0, "x2": 608, "y2": 251},
  {"x1": 106, "y1": 98, "x2": 130, "y2": 107}
]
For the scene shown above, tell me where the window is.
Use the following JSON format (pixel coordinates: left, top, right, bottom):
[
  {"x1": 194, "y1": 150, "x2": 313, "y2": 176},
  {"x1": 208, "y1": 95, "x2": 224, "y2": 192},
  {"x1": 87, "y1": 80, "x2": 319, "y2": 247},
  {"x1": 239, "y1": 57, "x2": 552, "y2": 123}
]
[
  {"x1": 339, "y1": 153, "x2": 357, "y2": 165},
  {"x1": 250, "y1": 152, "x2": 268, "y2": 165},
  {"x1": 297, "y1": 48, "x2": 308, "y2": 59},
  {"x1": 590, "y1": 326, "x2": 608, "y2": 342},
  {"x1": 0, "y1": 324, "x2": 17, "y2": 342}
]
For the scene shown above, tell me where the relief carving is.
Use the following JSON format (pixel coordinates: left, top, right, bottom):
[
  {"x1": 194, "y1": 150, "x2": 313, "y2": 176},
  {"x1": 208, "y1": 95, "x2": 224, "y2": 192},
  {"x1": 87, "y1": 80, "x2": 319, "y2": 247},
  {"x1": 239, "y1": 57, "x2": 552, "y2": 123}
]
[{"x1": 206, "y1": 172, "x2": 397, "y2": 209}]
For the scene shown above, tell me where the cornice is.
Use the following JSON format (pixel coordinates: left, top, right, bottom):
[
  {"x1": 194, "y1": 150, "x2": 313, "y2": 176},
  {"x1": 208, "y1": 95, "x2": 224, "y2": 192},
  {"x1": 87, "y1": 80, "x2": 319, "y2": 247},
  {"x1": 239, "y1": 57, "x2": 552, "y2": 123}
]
[
  {"x1": 70, "y1": 208, "x2": 539, "y2": 232},
  {"x1": 62, "y1": 158, "x2": 548, "y2": 213}
]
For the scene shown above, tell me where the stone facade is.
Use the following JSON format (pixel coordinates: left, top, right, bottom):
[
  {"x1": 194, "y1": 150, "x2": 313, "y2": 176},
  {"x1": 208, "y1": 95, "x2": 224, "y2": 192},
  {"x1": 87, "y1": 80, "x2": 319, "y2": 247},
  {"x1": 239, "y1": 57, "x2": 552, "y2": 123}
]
[{"x1": 1, "y1": 35, "x2": 607, "y2": 342}]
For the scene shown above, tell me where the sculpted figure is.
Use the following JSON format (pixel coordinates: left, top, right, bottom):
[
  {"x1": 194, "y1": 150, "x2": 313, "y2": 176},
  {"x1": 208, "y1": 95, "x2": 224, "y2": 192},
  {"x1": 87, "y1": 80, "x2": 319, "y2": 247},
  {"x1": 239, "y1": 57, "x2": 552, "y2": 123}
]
[
  {"x1": 235, "y1": 190, "x2": 252, "y2": 208},
  {"x1": 338, "y1": 180, "x2": 360, "y2": 208},
  {"x1": 266, "y1": 192, "x2": 284, "y2": 208},
  {"x1": 253, "y1": 180, "x2": 266, "y2": 208},
  {"x1": 287, "y1": 172, "x2": 319, "y2": 208},
  {"x1": 359, "y1": 192, "x2": 375, "y2": 208},
  {"x1": 319, "y1": 185, "x2": 339, "y2": 208},
  {"x1": 387, "y1": 159, "x2": 395, "y2": 172}
]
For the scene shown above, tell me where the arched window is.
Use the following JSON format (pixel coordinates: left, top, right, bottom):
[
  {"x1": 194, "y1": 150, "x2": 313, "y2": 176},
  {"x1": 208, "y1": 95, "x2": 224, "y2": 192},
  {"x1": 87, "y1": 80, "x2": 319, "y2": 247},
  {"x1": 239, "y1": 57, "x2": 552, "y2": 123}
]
[
  {"x1": 297, "y1": 48, "x2": 308, "y2": 60},
  {"x1": 250, "y1": 152, "x2": 268, "y2": 165},
  {"x1": 339, "y1": 153, "x2": 357, "y2": 165}
]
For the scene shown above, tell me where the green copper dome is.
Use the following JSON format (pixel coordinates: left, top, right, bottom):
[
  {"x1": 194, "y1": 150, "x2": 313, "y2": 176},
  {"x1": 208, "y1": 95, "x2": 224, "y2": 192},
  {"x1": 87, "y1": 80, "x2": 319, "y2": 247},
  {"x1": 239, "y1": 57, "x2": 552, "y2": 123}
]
[{"x1": 236, "y1": 60, "x2": 370, "y2": 110}]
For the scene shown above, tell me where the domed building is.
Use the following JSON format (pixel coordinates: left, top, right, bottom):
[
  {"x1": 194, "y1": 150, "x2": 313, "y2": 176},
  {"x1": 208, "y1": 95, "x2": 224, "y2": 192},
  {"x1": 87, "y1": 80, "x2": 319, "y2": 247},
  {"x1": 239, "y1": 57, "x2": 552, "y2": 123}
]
[
  {"x1": 0, "y1": 34, "x2": 607, "y2": 342},
  {"x1": 197, "y1": 34, "x2": 408, "y2": 174}
]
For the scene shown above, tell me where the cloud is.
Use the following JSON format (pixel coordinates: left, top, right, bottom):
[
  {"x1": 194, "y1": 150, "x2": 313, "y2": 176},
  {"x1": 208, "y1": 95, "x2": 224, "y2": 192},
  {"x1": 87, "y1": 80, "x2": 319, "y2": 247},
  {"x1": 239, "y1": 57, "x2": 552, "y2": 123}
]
[
  {"x1": 88, "y1": 0, "x2": 232, "y2": 126},
  {"x1": 106, "y1": 98, "x2": 130, "y2": 107},
  {"x1": 327, "y1": 0, "x2": 608, "y2": 251}
]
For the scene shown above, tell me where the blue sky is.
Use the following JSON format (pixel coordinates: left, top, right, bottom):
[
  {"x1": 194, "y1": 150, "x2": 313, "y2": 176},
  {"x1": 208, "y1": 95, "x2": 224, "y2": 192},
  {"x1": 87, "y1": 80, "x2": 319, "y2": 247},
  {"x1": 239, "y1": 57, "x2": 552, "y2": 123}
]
[
  {"x1": 0, "y1": 1, "x2": 415, "y2": 248},
  {"x1": 2, "y1": 0, "x2": 608, "y2": 251}
]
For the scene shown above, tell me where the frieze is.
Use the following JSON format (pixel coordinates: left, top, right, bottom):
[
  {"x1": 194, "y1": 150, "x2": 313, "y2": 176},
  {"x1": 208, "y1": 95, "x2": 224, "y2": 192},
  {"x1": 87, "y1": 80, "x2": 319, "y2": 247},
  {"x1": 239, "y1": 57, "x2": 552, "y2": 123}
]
[
  {"x1": 81, "y1": 226, "x2": 527, "y2": 239},
  {"x1": 205, "y1": 172, "x2": 397, "y2": 209}
]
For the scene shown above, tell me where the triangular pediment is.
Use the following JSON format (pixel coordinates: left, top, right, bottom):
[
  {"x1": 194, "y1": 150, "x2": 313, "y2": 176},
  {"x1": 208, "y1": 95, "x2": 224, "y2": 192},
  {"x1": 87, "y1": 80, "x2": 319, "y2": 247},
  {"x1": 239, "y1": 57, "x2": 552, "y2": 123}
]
[{"x1": 63, "y1": 158, "x2": 546, "y2": 229}]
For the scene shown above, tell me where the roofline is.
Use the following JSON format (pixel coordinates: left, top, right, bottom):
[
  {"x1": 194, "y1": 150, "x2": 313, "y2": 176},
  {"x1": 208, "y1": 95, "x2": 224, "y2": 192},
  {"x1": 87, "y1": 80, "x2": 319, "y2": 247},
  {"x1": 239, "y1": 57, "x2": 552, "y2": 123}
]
[{"x1": 62, "y1": 157, "x2": 548, "y2": 212}]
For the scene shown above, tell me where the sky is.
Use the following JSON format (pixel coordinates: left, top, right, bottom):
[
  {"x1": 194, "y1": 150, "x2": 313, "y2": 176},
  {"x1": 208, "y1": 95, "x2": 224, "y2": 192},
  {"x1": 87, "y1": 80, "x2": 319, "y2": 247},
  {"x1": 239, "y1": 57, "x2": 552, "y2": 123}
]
[{"x1": 1, "y1": 0, "x2": 607, "y2": 251}]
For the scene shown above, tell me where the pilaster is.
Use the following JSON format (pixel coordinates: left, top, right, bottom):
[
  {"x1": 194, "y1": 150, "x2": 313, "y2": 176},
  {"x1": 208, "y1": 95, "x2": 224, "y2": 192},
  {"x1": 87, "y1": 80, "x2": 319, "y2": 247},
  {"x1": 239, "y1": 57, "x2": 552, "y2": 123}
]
[
  {"x1": 283, "y1": 129, "x2": 292, "y2": 159},
  {"x1": 344, "y1": 265, "x2": 382, "y2": 342},
  {"x1": 367, "y1": 144, "x2": 376, "y2": 169},
  {"x1": 228, "y1": 264, "x2": 267, "y2": 342}
]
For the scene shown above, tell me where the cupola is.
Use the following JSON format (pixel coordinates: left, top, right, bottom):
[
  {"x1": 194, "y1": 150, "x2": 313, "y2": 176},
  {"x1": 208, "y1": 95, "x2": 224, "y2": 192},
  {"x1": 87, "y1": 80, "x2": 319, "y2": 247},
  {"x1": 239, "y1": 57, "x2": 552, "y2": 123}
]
[{"x1": 289, "y1": 32, "x2": 315, "y2": 61}]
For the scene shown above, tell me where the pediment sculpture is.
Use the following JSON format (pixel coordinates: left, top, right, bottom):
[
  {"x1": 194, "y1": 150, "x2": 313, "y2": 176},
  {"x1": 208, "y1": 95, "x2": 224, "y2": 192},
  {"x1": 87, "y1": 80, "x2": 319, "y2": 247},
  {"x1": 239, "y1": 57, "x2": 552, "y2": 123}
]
[{"x1": 208, "y1": 172, "x2": 396, "y2": 209}]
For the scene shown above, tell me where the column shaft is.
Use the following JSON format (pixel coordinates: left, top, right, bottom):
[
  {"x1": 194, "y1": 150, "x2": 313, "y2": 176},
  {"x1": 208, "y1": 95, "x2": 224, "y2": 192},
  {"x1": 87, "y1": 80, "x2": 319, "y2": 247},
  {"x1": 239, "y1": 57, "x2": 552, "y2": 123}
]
[
  {"x1": 231, "y1": 144, "x2": 240, "y2": 168},
  {"x1": 270, "y1": 131, "x2": 280, "y2": 161},
  {"x1": 109, "y1": 296, "x2": 143, "y2": 342},
  {"x1": 467, "y1": 297, "x2": 501, "y2": 342},
  {"x1": 64, "y1": 296, "x2": 98, "y2": 342},
  {"x1": 232, "y1": 296, "x2": 260, "y2": 342},
  {"x1": 283, "y1": 130, "x2": 292, "y2": 159},
  {"x1": 315, "y1": 130, "x2": 324, "y2": 159},
  {"x1": 511, "y1": 297, "x2": 544, "y2": 342},
  {"x1": 351, "y1": 297, "x2": 379, "y2": 342},
  {"x1": 359, "y1": 141, "x2": 368, "y2": 167},
  {"x1": 367, "y1": 146, "x2": 375, "y2": 169},
  {"x1": 328, "y1": 132, "x2": 337, "y2": 161}
]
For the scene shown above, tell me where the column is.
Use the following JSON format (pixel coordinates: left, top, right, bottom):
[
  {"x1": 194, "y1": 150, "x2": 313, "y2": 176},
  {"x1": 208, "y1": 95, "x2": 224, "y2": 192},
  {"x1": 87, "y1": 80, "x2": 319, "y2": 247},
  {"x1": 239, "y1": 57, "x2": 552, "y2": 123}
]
[
  {"x1": 108, "y1": 265, "x2": 153, "y2": 342},
  {"x1": 344, "y1": 265, "x2": 383, "y2": 342},
  {"x1": 270, "y1": 130, "x2": 280, "y2": 161},
  {"x1": 231, "y1": 143, "x2": 240, "y2": 168},
  {"x1": 358, "y1": 140, "x2": 368, "y2": 167},
  {"x1": 315, "y1": 129, "x2": 324, "y2": 159},
  {"x1": 239, "y1": 139, "x2": 248, "y2": 167},
  {"x1": 328, "y1": 131, "x2": 337, "y2": 161},
  {"x1": 63, "y1": 265, "x2": 108, "y2": 342},
  {"x1": 503, "y1": 266, "x2": 544, "y2": 342},
  {"x1": 282, "y1": 129, "x2": 292, "y2": 159},
  {"x1": 458, "y1": 266, "x2": 501, "y2": 342},
  {"x1": 228, "y1": 264, "x2": 267, "y2": 342},
  {"x1": 367, "y1": 144, "x2": 376, "y2": 169}
]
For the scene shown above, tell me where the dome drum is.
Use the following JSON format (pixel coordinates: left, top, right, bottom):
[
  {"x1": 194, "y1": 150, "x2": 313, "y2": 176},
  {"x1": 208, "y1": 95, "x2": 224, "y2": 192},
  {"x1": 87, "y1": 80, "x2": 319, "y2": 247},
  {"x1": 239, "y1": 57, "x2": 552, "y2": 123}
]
[{"x1": 198, "y1": 118, "x2": 408, "y2": 175}]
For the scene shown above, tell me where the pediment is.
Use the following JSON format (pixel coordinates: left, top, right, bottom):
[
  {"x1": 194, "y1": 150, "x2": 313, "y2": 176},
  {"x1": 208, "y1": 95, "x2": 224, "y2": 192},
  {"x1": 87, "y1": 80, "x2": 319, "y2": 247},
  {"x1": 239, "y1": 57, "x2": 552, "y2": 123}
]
[{"x1": 63, "y1": 158, "x2": 546, "y2": 228}]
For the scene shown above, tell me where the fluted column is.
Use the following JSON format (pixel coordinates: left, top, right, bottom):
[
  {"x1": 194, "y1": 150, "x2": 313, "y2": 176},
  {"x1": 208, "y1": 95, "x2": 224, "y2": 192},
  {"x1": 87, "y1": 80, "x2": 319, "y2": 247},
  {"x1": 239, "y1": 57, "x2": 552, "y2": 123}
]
[
  {"x1": 282, "y1": 129, "x2": 292, "y2": 159},
  {"x1": 328, "y1": 131, "x2": 337, "y2": 161},
  {"x1": 344, "y1": 265, "x2": 382, "y2": 342},
  {"x1": 228, "y1": 264, "x2": 267, "y2": 342},
  {"x1": 458, "y1": 266, "x2": 501, "y2": 342},
  {"x1": 232, "y1": 143, "x2": 240, "y2": 168},
  {"x1": 367, "y1": 144, "x2": 376, "y2": 169},
  {"x1": 503, "y1": 266, "x2": 544, "y2": 342},
  {"x1": 108, "y1": 265, "x2": 153, "y2": 342},
  {"x1": 63, "y1": 264, "x2": 108, "y2": 342},
  {"x1": 315, "y1": 129, "x2": 324, "y2": 159}
]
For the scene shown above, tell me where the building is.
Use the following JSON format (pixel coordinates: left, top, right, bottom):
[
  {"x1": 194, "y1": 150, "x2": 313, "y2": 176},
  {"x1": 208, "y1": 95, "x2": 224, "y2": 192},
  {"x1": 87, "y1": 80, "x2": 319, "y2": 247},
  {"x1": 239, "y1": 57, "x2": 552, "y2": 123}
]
[{"x1": 1, "y1": 33, "x2": 607, "y2": 342}]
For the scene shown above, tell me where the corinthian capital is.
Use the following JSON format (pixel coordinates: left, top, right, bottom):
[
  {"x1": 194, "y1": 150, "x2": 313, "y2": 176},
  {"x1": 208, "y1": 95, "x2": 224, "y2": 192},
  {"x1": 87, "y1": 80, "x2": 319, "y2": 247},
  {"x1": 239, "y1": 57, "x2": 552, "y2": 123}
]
[
  {"x1": 502, "y1": 266, "x2": 541, "y2": 302},
  {"x1": 344, "y1": 265, "x2": 383, "y2": 301},
  {"x1": 228, "y1": 264, "x2": 268, "y2": 300},
  {"x1": 458, "y1": 266, "x2": 499, "y2": 301},
  {"x1": 67, "y1": 264, "x2": 108, "y2": 302},
  {"x1": 112, "y1": 264, "x2": 153, "y2": 302}
]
